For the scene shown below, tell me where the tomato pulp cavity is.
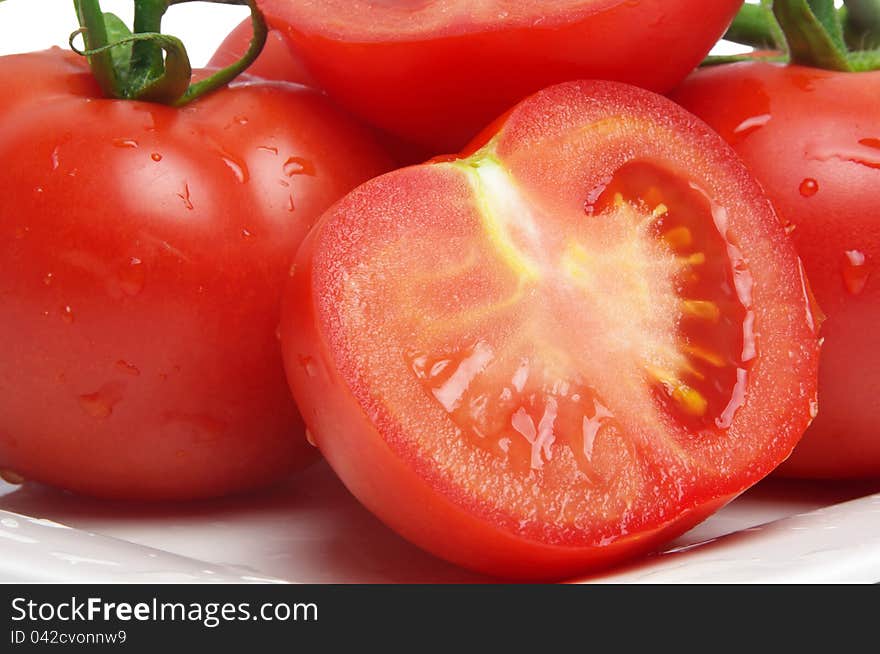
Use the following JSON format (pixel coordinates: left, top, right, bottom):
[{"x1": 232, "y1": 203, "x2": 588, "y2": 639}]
[
  {"x1": 258, "y1": 0, "x2": 744, "y2": 151},
  {"x1": 0, "y1": 49, "x2": 391, "y2": 499},
  {"x1": 281, "y1": 81, "x2": 821, "y2": 579},
  {"x1": 674, "y1": 63, "x2": 880, "y2": 478}
]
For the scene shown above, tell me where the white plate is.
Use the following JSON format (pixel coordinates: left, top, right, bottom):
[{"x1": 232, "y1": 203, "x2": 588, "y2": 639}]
[{"x1": 2, "y1": 461, "x2": 879, "y2": 583}]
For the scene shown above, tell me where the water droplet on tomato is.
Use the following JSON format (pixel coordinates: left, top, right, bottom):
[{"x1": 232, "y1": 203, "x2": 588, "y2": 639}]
[
  {"x1": 0, "y1": 469, "x2": 25, "y2": 485},
  {"x1": 299, "y1": 355, "x2": 317, "y2": 377},
  {"x1": 112, "y1": 138, "x2": 139, "y2": 149},
  {"x1": 234, "y1": 115, "x2": 248, "y2": 126},
  {"x1": 78, "y1": 390, "x2": 119, "y2": 419},
  {"x1": 118, "y1": 257, "x2": 144, "y2": 296},
  {"x1": 799, "y1": 178, "x2": 819, "y2": 197},
  {"x1": 220, "y1": 154, "x2": 250, "y2": 184},
  {"x1": 115, "y1": 360, "x2": 140, "y2": 376},
  {"x1": 283, "y1": 156, "x2": 316, "y2": 177},
  {"x1": 842, "y1": 249, "x2": 871, "y2": 295},
  {"x1": 151, "y1": 152, "x2": 163, "y2": 162},
  {"x1": 61, "y1": 305, "x2": 74, "y2": 324},
  {"x1": 51, "y1": 146, "x2": 60, "y2": 170},
  {"x1": 43, "y1": 272, "x2": 54, "y2": 286},
  {"x1": 242, "y1": 228, "x2": 253, "y2": 238},
  {"x1": 305, "y1": 429, "x2": 317, "y2": 447},
  {"x1": 732, "y1": 114, "x2": 771, "y2": 142},
  {"x1": 177, "y1": 184, "x2": 194, "y2": 210},
  {"x1": 288, "y1": 263, "x2": 297, "y2": 278}
]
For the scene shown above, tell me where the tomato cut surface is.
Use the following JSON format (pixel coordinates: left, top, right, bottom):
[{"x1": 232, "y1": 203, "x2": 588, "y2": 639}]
[
  {"x1": 259, "y1": 0, "x2": 743, "y2": 150},
  {"x1": 281, "y1": 81, "x2": 820, "y2": 579}
]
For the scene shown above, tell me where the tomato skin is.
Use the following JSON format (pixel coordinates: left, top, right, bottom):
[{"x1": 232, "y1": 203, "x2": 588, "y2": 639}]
[
  {"x1": 0, "y1": 49, "x2": 392, "y2": 500},
  {"x1": 258, "y1": 0, "x2": 743, "y2": 151},
  {"x1": 281, "y1": 80, "x2": 820, "y2": 579},
  {"x1": 673, "y1": 63, "x2": 880, "y2": 479}
]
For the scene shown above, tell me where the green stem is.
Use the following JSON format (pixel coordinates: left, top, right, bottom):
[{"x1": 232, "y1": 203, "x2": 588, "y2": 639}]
[
  {"x1": 724, "y1": 3, "x2": 780, "y2": 49},
  {"x1": 70, "y1": 0, "x2": 267, "y2": 106},
  {"x1": 773, "y1": 0, "x2": 853, "y2": 71},
  {"x1": 131, "y1": 0, "x2": 169, "y2": 77},
  {"x1": 73, "y1": 0, "x2": 119, "y2": 97},
  {"x1": 174, "y1": 1, "x2": 267, "y2": 105}
]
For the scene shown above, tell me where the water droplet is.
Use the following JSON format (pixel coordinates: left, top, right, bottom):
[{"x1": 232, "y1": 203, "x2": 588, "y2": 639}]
[
  {"x1": 220, "y1": 153, "x2": 250, "y2": 183},
  {"x1": 43, "y1": 272, "x2": 54, "y2": 286},
  {"x1": 61, "y1": 305, "x2": 74, "y2": 324},
  {"x1": 151, "y1": 152, "x2": 162, "y2": 162},
  {"x1": 78, "y1": 391, "x2": 117, "y2": 419},
  {"x1": 842, "y1": 249, "x2": 871, "y2": 295},
  {"x1": 234, "y1": 115, "x2": 249, "y2": 126},
  {"x1": 283, "y1": 156, "x2": 316, "y2": 177},
  {"x1": 112, "y1": 138, "x2": 139, "y2": 149},
  {"x1": 242, "y1": 228, "x2": 253, "y2": 238},
  {"x1": 305, "y1": 429, "x2": 317, "y2": 447},
  {"x1": 288, "y1": 263, "x2": 297, "y2": 278},
  {"x1": 732, "y1": 114, "x2": 771, "y2": 141},
  {"x1": 118, "y1": 257, "x2": 144, "y2": 296},
  {"x1": 299, "y1": 355, "x2": 317, "y2": 377},
  {"x1": 177, "y1": 183, "x2": 194, "y2": 210},
  {"x1": 115, "y1": 360, "x2": 140, "y2": 376},
  {"x1": 0, "y1": 469, "x2": 25, "y2": 485},
  {"x1": 51, "y1": 146, "x2": 60, "y2": 170},
  {"x1": 799, "y1": 178, "x2": 818, "y2": 197}
]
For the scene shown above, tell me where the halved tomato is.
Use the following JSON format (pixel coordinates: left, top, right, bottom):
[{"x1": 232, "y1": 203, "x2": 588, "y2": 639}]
[
  {"x1": 280, "y1": 81, "x2": 820, "y2": 579},
  {"x1": 259, "y1": 0, "x2": 744, "y2": 151}
]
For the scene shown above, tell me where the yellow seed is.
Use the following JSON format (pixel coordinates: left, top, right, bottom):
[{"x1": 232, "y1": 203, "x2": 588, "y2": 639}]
[
  {"x1": 613, "y1": 192, "x2": 626, "y2": 209},
  {"x1": 683, "y1": 344, "x2": 726, "y2": 367},
  {"x1": 672, "y1": 385, "x2": 709, "y2": 417},
  {"x1": 663, "y1": 226, "x2": 693, "y2": 250},
  {"x1": 681, "y1": 300, "x2": 720, "y2": 322},
  {"x1": 652, "y1": 203, "x2": 669, "y2": 218},
  {"x1": 677, "y1": 252, "x2": 706, "y2": 267}
]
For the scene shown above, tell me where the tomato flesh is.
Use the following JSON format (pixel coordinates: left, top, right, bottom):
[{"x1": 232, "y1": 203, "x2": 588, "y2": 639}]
[{"x1": 281, "y1": 81, "x2": 820, "y2": 578}]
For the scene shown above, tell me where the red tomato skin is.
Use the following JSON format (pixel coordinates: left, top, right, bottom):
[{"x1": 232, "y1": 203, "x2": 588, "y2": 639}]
[
  {"x1": 281, "y1": 80, "x2": 820, "y2": 579},
  {"x1": 259, "y1": 0, "x2": 743, "y2": 151},
  {"x1": 0, "y1": 49, "x2": 392, "y2": 500},
  {"x1": 673, "y1": 63, "x2": 880, "y2": 479}
]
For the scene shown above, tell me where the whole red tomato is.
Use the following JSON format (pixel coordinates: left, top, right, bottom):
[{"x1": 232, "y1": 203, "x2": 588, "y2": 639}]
[
  {"x1": 281, "y1": 80, "x2": 820, "y2": 579},
  {"x1": 258, "y1": 0, "x2": 744, "y2": 151},
  {"x1": 0, "y1": 48, "x2": 391, "y2": 499},
  {"x1": 674, "y1": 63, "x2": 880, "y2": 478}
]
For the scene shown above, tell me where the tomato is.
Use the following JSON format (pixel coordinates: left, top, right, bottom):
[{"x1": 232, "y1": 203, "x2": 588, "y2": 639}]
[
  {"x1": 0, "y1": 48, "x2": 392, "y2": 500},
  {"x1": 208, "y1": 20, "x2": 315, "y2": 86},
  {"x1": 673, "y1": 63, "x2": 880, "y2": 479},
  {"x1": 258, "y1": 0, "x2": 744, "y2": 152},
  {"x1": 280, "y1": 80, "x2": 821, "y2": 579}
]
